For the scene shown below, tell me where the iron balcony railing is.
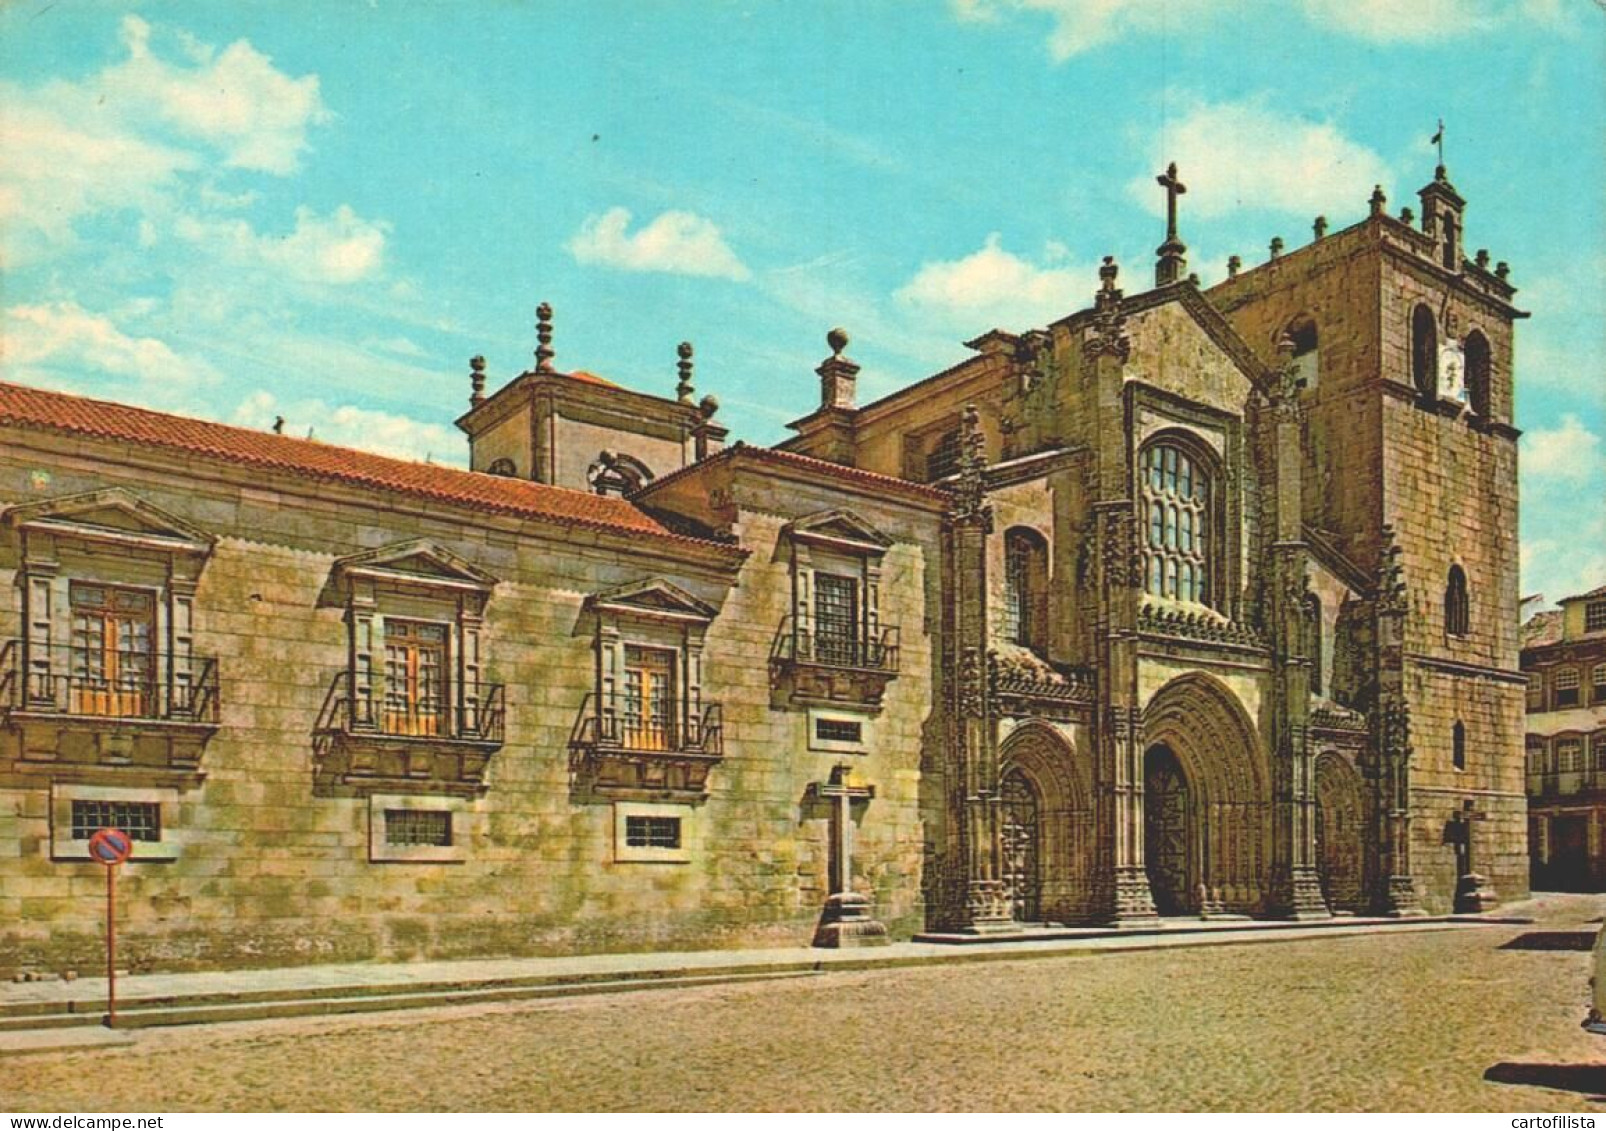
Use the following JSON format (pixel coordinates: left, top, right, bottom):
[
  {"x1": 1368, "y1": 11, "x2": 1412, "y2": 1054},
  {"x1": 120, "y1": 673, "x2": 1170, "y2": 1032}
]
[
  {"x1": 315, "y1": 669, "x2": 505, "y2": 744},
  {"x1": 770, "y1": 615, "x2": 900, "y2": 673},
  {"x1": 1, "y1": 639, "x2": 219, "y2": 724},
  {"x1": 568, "y1": 693, "x2": 723, "y2": 757}
]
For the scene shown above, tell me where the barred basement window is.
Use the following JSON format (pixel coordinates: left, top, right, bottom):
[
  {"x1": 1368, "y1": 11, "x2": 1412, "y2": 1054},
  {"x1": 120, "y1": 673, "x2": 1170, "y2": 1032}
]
[
  {"x1": 815, "y1": 717, "x2": 863, "y2": 744},
  {"x1": 1555, "y1": 668, "x2": 1581, "y2": 709},
  {"x1": 384, "y1": 809, "x2": 452, "y2": 847},
  {"x1": 71, "y1": 800, "x2": 160, "y2": 842},
  {"x1": 624, "y1": 815, "x2": 681, "y2": 850},
  {"x1": 1588, "y1": 600, "x2": 1606, "y2": 634}
]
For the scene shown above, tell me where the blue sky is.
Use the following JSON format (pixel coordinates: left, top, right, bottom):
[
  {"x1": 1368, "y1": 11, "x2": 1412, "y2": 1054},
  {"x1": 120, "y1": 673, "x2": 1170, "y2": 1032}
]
[{"x1": 1, "y1": 1, "x2": 1601, "y2": 605}]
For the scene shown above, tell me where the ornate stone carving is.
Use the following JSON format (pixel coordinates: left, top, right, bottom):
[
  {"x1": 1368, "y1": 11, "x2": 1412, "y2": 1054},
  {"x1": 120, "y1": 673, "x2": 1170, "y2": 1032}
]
[{"x1": 1083, "y1": 256, "x2": 1131, "y2": 361}]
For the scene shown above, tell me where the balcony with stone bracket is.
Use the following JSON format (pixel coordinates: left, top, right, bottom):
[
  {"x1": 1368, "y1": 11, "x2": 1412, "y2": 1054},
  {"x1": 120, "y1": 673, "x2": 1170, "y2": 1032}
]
[
  {"x1": 313, "y1": 669, "x2": 505, "y2": 797},
  {"x1": 1, "y1": 639, "x2": 220, "y2": 783},
  {"x1": 769, "y1": 616, "x2": 900, "y2": 708},
  {"x1": 568, "y1": 693, "x2": 723, "y2": 799}
]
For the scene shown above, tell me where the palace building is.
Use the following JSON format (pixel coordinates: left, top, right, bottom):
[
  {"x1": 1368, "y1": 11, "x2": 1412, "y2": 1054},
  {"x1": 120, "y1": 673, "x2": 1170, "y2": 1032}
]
[
  {"x1": 1523, "y1": 586, "x2": 1606, "y2": 891},
  {"x1": 0, "y1": 163, "x2": 1529, "y2": 975}
]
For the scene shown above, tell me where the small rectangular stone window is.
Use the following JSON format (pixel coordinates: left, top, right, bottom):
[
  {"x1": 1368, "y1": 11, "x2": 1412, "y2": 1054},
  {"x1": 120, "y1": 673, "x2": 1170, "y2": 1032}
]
[
  {"x1": 624, "y1": 815, "x2": 681, "y2": 850},
  {"x1": 1555, "y1": 668, "x2": 1581, "y2": 708},
  {"x1": 71, "y1": 800, "x2": 160, "y2": 842},
  {"x1": 384, "y1": 809, "x2": 452, "y2": 847},
  {"x1": 815, "y1": 718, "x2": 863, "y2": 744},
  {"x1": 1586, "y1": 600, "x2": 1606, "y2": 633}
]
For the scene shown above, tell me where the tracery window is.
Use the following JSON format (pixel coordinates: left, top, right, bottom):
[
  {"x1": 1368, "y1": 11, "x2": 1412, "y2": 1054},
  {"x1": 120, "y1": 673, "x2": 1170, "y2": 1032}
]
[
  {"x1": 1464, "y1": 331, "x2": 1491, "y2": 418},
  {"x1": 1142, "y1": 440, "x2": 1211, "y2": 606},
  {"x1": 1444, "y1": 565, "x2": 1470, "y2": 637},
  {"x1": 1411, "y1": 304, "x2": 1438, "y2": 401},
  {"x1": 1003, "y1": 527, "x2": 1048, "y2": 652}
]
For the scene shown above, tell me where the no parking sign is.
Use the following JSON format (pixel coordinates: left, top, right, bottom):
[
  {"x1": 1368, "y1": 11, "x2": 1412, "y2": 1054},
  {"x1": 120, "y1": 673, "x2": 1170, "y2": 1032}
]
[
  {"x1": 88, "y1": 827, "x2": 133, "y2": 866},
  {"x1": 86, "y1": 826, "x2": 131, "y2": 1026}
]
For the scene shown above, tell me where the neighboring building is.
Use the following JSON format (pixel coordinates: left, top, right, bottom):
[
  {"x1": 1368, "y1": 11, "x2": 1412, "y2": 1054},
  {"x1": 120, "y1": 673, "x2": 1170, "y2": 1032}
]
[
  {"x1": 1523, "y1": 586, "x2": 1606, "y2": 890},
  {"x1": 0, "y1": 161, "x2": 1530, "y2": 976}
]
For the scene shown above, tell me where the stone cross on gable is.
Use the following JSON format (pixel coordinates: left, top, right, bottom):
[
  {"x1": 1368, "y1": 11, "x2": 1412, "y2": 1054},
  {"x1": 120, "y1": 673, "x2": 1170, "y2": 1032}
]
[
  {"x1": 1154, "y1": 162, "x2": 1189, "y2": 286},
  {"x1": 1158, "y1": 162, "x2": 1187, "y2": 241}
]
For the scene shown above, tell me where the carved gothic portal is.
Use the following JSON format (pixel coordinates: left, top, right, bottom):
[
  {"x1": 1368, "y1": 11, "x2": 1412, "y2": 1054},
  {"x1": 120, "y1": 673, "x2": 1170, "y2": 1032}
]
[
  {"x1": 999, "y1": 768, "x2": 1041, "y2": 923},
  {"x1": 1314, "y1": 751, "x2": 1364, "y2": 913},
  {"x1": 1144, "y1": 745, "x2": 1194, "y2": 915},
  {"x1": 1141, "y1": 673, "x2": 1270, "y2": 916}
]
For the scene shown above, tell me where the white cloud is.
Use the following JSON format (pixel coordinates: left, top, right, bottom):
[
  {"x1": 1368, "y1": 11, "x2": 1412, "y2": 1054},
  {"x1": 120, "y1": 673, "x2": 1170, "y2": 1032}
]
[
  {"x1": 895, "y1": 234, "x2": 1091, "y2": 329},
  {"x1": 175, "y1": 205, "x2": 389, "y2": 285},
  {"x1": 1, "y1": 302, "x2": 218, "y2": 390},
  {"x1": 1297, "y1": 0, "x2": 1502, "y2": 42},
  {"x1": 568, "y1": 207, "x2": 751, "y2": 281},
  {"x1": 955, "y1": 0, "x2": 1561, "y2": 55},
  {"x1": 104, "y1": 16, "x2": 329, "y2": 174},
  {"x1": 954, "y1": 0, "x2": 1218, "y2": 59},
  {"x1": 1128, "y1": 99, "x2": 1391, "y2": 220},
  {"x1": 0, "y1": 91, "x2": 198, "y2": 265},
  {"x1": 0, "y1": 17, "x2": 330, "y2": 265},
  {"x1": 1521, "y1": 413, "x2": 1604, "y2": 483},
  {"x1": 231, "y1": 390, "x2": 463, "y2": 464}
]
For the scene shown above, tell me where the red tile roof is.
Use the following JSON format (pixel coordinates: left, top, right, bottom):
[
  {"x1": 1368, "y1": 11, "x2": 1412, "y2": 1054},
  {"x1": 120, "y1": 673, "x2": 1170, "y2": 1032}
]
[
  {"x1": 1521, "y1": 609, "x2": 1564, "y2": 649},
  {"x1": 0, "y1": 381, "x2": 713, "y2": 546},
  {"x1": 639, "y1": 441, "x2": 950, "y2": 507}
]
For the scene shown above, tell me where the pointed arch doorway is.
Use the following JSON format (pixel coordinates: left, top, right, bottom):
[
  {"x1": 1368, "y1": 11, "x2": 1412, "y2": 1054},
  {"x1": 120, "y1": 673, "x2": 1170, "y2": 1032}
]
[
  {"x1": 999, "y1": 767, "x2": 1041, "y2": 923},
  {"x1": 1141, "y1": 673, "x2": 1270, "y2": 916},
  {"x1": 1144, "y1": 744, "x2": 1194, "y2": 915}
]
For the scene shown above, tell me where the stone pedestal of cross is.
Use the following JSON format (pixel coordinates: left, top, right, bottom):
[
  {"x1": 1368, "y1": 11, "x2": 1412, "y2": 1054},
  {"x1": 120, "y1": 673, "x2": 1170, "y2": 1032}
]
[
  {"x1": 811, "y1": 764, "x2": 889, "y2": 948},
  {"x1": 1450, "y1": 800, "x2": 1499, "y2": 913}
]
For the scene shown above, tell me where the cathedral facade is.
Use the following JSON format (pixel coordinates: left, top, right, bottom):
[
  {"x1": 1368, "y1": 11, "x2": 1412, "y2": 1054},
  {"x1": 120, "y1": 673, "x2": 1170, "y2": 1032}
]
[{"x1": 0, "y1": 165, "x2": 1528, "y2": 975}]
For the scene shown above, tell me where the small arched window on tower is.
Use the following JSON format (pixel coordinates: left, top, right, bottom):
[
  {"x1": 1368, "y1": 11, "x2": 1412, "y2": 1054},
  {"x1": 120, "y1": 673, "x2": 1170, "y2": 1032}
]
[
  {"x1": 1444, "y1": 564, "x2": 1470, "y2": 637},
  {"x1": 1141, "y1": 438, "x2": 1213, "y2": 608},
  {"x1": 1452, "y1": 720, "x2": 1466, "y2": 770},
  {"x1": 1411, "y1": 304, "x2": 1438, "y2": 402},
  {"x1": 485, "y1": 457, "x2": 518, "y2": 478},
  {"x1": 1286, "y1": 316, "x2": 1319, "y2": 392},
  {"x1": 1003, "y1": 527, "x2": 1049, "y2": 654},
  {"x1": 1464, "y1": 330, "x2": 1492, "y2": 418}
]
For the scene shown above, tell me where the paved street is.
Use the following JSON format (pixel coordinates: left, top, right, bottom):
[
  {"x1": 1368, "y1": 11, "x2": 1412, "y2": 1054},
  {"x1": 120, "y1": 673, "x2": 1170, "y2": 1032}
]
[{"x1": 5, "y1": 894, "x2": 1604, "y2": 1112}]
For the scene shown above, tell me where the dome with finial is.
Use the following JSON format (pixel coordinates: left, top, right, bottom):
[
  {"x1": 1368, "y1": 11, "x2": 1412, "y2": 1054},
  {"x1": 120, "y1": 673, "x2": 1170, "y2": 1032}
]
[{"x1": 827, "y1": 327, "x2": 850, "y2": 357}]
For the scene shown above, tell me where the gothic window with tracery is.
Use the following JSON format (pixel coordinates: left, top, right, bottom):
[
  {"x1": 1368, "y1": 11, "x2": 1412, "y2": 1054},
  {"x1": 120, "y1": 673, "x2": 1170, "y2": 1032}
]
[
  {"x1": 1444, "y1": 565, "x2": 1470, "y2": 636},
  {"x1": 1464, "y1": 331, "x2": 1491, "y2": 418},
  {"x1": 1141, "y1": 440, "x2": 1211, "y2": 607},
  {"x1": 1003, "y1": 527, "x2": 1048, "y2": 653},
  {"x1": 1411, "y1": 304, "x2": 1438, "y2": 401}
]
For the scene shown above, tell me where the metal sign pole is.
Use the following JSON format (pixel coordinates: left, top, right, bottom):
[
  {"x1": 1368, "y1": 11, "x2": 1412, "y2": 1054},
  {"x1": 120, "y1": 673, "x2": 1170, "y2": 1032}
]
[
  {"x1": 106, "y1": 859, "x2": 117, "y2": 1029},
  {"x1": 87, "y1": 827, "x2": 132, "y2": 1029}
]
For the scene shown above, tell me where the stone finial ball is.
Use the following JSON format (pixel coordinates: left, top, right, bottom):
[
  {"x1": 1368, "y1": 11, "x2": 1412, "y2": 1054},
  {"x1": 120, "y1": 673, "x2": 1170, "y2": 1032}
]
[
  {"x1": 678, "y1": 341, "x2": 694, "y2": 360},
  {"x1": 827, "y1": 327, "x2": 850, "y2": 356},
  {"x1": 699, "y1": 394, "x2": 720, "y2": 418},
  {"x1": 536, "y1": 302, "x2": 553, "y2": 320}
]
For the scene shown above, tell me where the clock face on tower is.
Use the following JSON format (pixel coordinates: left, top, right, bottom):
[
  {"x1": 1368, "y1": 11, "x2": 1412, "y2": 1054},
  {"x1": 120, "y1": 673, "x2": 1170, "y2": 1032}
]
[{"x1": 1438, "y1": 341, "x2": 1467, "y2": 401}]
